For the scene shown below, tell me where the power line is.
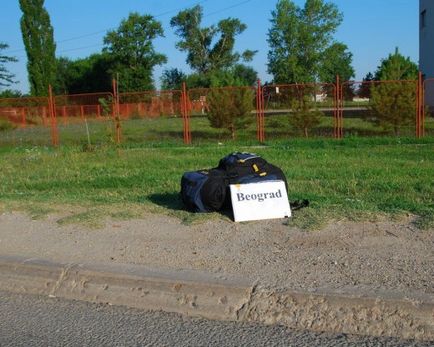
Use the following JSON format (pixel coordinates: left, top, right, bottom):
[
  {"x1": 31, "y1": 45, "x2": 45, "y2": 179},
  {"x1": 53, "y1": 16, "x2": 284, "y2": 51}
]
[
  {"x1": 4, "y1": 0, "x2": 210, "y2": 55},
  {"x1": 5, "y1": 0, "x2": 254, "y2": 57},
  {"x1": 204, "y1": 0, "x2": 252, "y2": 17},
  {"x1": 54, "y1": 0, "x2": 210, "y2": 45},
  {"x1": 13, "y1": 43, "x2": 105, "y2": 59}
]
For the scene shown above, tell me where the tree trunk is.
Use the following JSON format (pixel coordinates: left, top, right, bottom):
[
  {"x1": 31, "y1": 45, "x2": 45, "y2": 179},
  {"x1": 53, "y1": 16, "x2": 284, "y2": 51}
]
[{"x1": 304, "y1": 127, "x2": 309, "y2": 138}]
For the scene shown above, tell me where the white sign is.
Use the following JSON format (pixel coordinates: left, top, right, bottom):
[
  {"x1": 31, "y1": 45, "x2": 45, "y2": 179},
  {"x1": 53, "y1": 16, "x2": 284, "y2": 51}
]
[{"x1": 230, "y1": 181, "x2": 291, "y2": 222}]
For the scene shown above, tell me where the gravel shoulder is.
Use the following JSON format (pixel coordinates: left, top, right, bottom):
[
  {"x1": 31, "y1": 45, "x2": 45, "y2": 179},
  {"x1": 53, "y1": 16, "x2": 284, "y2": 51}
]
[{"x1": 0, "y1": 211, "x2": 432, "y2": 297}]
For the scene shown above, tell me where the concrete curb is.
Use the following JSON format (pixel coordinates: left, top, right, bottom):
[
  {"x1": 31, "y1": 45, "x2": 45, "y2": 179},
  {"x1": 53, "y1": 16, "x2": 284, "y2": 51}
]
[{"x1": 0, "y1": 255, "x2": 433, "y2": 341}]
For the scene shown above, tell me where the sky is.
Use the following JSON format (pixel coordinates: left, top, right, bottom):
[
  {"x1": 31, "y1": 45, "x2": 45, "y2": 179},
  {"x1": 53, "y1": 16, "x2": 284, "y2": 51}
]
[{"x1": 0, "y1": 0, "x2": 419, "y2": 94}]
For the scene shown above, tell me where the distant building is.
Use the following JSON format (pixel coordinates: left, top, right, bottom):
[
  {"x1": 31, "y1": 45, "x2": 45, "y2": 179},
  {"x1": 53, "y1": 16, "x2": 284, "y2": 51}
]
[{"x1": 420, "y1": 0, "x2": 434, "y2": 106}]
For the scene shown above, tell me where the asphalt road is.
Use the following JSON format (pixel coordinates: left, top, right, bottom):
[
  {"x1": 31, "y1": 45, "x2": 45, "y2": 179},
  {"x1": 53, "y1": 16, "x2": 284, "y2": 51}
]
[{"x1": 0, "y1": 291, "x2": 431, "y2": 347}]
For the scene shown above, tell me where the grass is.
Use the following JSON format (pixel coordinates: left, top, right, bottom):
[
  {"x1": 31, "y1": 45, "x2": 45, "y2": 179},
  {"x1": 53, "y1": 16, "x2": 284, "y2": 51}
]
[
  {"x1": 0, "y1": 136, "x2": 433, "y2": 229},
  {"x1": 1, "y1": 112, "x2": 433, "y2": 147}
]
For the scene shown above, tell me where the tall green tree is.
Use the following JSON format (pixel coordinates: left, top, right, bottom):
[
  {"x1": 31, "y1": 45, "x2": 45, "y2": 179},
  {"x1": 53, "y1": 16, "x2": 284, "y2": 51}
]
[
  {"x1": 103, "y1": 12, "x2": 167, "y2": 92},
  {"x1": 319, "y1": 42, "x2": 355, "y2": 83},
  {"x1": 369, "y1": 48, "x2": 418, "y2": 135},
  {"x1": 19, "y1": 0, "x2": 56, "y2": 96},
  {"x1": 267, "y1": 0, "x2": 351, "y2": 84},
  {"x1": 170, "y1": 5, "x2": 256, "y2": 75},
  {"x1": 53, "y1": 54, "x2": 113, "y2": 95},
  {"x1": 0, "y1": 42, "x2": 18, "y2": 88}
]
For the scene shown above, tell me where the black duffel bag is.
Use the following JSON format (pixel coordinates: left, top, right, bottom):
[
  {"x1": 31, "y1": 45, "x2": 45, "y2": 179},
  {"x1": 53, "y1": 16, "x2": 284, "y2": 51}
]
[
  {"x1": 180, "y1": 168, "x2": 228, "y2": 212},
  {"x1": 181, "y1": 152, "x2": 290, "y2": 213},
  {"x1": 217, "y1": 152, "x2": 288, "y2": 190}
]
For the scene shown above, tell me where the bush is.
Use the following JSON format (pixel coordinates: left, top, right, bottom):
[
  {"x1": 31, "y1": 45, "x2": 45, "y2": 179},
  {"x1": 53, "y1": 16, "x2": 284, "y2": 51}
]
[
  {"x1": 0, "y1": 118, "x2": 17, "y2": 131},
  {"x1": 207, "y1": 88, "x2": 254, "y2": 140},
  {"x1": 289, "y1": 95, "x2": 323, "y2": 137},
  {"x1": 369, "y1": 82, "x2": 416, "y2": 136}
]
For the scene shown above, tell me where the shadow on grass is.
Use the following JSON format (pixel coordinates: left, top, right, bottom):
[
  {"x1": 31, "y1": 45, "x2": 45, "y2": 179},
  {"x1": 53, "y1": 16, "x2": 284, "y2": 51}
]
[
  {"x1": 147, "y1": 192, "x2": 235, "y2": 220},
  {"x1": 147, "y1": 192, "x2": 185, "y2": 211}
]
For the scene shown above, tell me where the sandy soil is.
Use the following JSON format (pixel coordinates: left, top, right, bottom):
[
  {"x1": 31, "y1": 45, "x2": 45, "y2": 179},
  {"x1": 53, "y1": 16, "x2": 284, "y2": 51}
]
[{"x1": 0, "y1": 211, "x2": 432, "y2": 296}]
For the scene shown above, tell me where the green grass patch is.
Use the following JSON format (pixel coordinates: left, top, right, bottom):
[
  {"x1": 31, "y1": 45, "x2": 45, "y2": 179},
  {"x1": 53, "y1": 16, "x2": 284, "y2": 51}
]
[
  {"x1": 0, "y1": 137, "x2": 433, "y2": 229},
  {"x1": 1, "y1": 114, "x2": 433, "y2": 147}
]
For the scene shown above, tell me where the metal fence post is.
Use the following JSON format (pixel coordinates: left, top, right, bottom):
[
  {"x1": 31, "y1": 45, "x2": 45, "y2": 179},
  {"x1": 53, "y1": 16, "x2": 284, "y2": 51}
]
[
  {"x1": 48, "y1": 85, "x2": 59, "y2": 146},
  {"x1": 181, "y1": 82, "x2": 191, "y2": 144},
  {"x1": 112, "y1": 78, "x2": 121, "y2": 144},
  {"x1": 334, "y1": 75, "x2": 340, "y2": 139},
  {"x1": 256, "y1": 79, "x2": 265, "y2": 143}
]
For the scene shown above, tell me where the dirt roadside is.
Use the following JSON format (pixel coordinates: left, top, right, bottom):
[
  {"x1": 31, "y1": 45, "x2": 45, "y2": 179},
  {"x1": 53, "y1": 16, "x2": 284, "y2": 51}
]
[{"x1": 0, "y1": 211, "x2": 433, "y2": 297}]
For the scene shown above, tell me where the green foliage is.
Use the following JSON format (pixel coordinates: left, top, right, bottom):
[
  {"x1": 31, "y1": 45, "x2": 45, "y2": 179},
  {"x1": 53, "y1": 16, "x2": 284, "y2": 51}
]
[
  {"x1": 19, "y1": 0, "x2": 56, "y2": 96},
  {"x1": 0, "y1": 42, "x2": 18, "y2": 87},
  {"x1": 160, "y1": 68, "x2": 186, "y2": 90},
  {"x1": 0, "y1": 89, "x2": 22, "y2": 98},
  {"x1": 103, "y1": 12, "x2": 167, "y2": 92},
  {"x1": 319, "y1": 42, "x2": 355, "y2": 82},
  {"x1": 184, "y1": 73, "x2": 211, "y2": 89},
  {"x1": 358, "y1": 72, "x2": 374, "y2": 99},
  {"x1": 369, "y1": 49, "x2": 418, "y2": 136},
  {"x1": 183, "y1": 64, "x2": 258, "y2": 89},
  {"x1": 98, "y1": 97, "x2": 113, "y2": 117},
  {"x1": 170, "y1": 5, "x2": 256, "y2": 74},
  {"x1": 374, "y1": 48, "x2": 418, "y2": 81},
  {"x1": 207, "y1": 87, "x2": 254, "y2": 139},
  {"x1": 289, "y1": 93, "x2": 323, "y2": 137},
  {"x1": 53, "y1": 54, "x2": 113, "y2": 94},
  {"x1": 0, "y1": 118, "x2": 17, "y2": 131},
  {"x1": 267, "y1": 0, "x2": 351, "y2": 84},
  {"x1": 369, "y1": 82, "x2": 416, "y2": 136},
  {"x1": 232, "y1": 64, "x2": 258, "y2": 86}
]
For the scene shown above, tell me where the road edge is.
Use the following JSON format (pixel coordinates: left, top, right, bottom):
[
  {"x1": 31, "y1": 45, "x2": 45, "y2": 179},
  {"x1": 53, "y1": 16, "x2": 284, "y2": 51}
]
[{"x1": 0, "y1": 255, "x2": 433, "y2": 341}]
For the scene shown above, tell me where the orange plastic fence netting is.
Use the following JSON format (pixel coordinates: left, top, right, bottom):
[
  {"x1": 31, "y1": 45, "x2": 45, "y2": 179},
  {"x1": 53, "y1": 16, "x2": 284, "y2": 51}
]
[
  {"x1": 341, "y1": 80, "x2": 418, "y2": 137},
  {"x1": 0, "y1": 78, "x2": 431, "y2": 147},
  {"x1": 51, "y1": 93, "x2": 117, "y2": 146},
  {"x1": 262, "y1": 83, "x2": 336, "y2": 139},
  {"x1": 116, "y1": 90, "x2": 185, "y2": 144},
  {"x1": 0, "y1": 96, "x2": 54, "y2": 147}
]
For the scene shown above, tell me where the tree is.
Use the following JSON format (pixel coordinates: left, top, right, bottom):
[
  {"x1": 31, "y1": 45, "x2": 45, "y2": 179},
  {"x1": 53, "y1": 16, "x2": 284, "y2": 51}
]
[
  {"x1": 170, "y1": 5, "x2": 256, "y2": 75},
  {"x1": 289, "y1": 93, "x2": 323, "y2": 137},
  {"x1": 0, "y1": 89, "x2": 22, "y2": 98},
  {"x1": 0, "y1": 42, "x2": 18, "y2": 88},
  {"x1": 53, "y1": 54, "x2": 113, "y2": 94},
  {"x1": 369, "y1": 48, "x2": 418, "y2": 135},
  {"x1": 374, "y1": 48, "x2": 418, "y2": 81},
  {"x1": 267, "y1": 0, "x2": 350, "y2": 84},
  {"x1": 319, "y1": 42, "x2": 355, "y2": 83},
  {"x1": 103, "y1": 12, "x2": 167, "y2": 92},
  {"x1": 19, "y1": 0, "x2": 56, "y2": 96},
  {"x1": 206, "y1": 73, "x2": 254, "y2": 139},
  {"x1": 232, "y1": 64, "x2": 258, "y2": 86},
  {"x1": 160, "y1": 68, "x2": 186, "y2": 90},
  {"x1": 320, "y1": 42, "x2": 355, "y2": 100},
  {"x1": 172, "y1": 64, "x2": 258, "y2": 89},
  {"x1": 358, "y1": 72, "x2": 374, "y2": 99}
]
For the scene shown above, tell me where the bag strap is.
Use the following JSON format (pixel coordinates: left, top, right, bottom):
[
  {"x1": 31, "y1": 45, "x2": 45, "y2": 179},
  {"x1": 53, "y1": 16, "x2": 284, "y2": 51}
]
[{"x1": 290, "y1": 199, "x2": 310, "y2": 211}]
